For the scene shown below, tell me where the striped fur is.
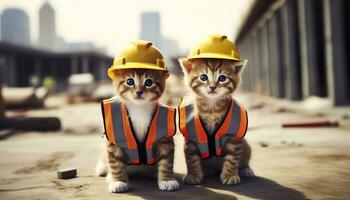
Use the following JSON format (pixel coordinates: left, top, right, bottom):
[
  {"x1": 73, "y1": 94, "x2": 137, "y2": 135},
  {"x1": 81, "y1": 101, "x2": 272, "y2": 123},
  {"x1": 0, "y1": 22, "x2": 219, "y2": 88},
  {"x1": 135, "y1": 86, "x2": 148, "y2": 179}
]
[
  {"x1": 179, "y1": 58, "x2": 254, "y2": 185},
  {"x1": 96, "y1": 68, "x2": 179, "y2": 192}
]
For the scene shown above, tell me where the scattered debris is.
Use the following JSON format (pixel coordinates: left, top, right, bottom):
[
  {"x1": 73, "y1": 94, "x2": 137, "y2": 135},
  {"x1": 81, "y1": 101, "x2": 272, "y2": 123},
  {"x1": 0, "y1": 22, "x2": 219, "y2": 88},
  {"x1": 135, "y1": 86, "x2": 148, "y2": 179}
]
[
  {"x1": 259, "y1": 141, "x2": 269, "y2": 147},
  {"x1": 0, "y1": 129, "x2": 15, "y2": 140},
  {"x1": 280, "y1": 141, "x2": 303, "y2": 147},
  {"x1": 274, "y1": 107, "x2": 294, "y2": 113},
  {"x1": 249, "y1": 103, "x2": 265, "y2": 110},
  {"x1": 92, "y1": 82, "x2": 114, "y2": 102},
  {"x1": 15, "y1": 152, "x2": 74, "y2": 174},
  {"x1": 63, "y1": 126, "x2": 99, "y2": 135},
  {"x1": 67, "y1": 73, "x2": 96, "y2": 104},
  {"x1": 282, "y1": 120, "x2": 339, "y2": 128},
  {"x1": 57, "y1": 168, "x2": 77, "y2": 179},
  {"x1": 3, "y1": 86, "x2": 48, "y2": 109},
  {"x1": 51, "y1": 179, "x2": 87, "y2": 192},
  {"x1": 342, "y1": 114, "x2": 350, "y2": 120},
  {"x1": 0, "y1": 117, "x2": 61, "y2": 132}
]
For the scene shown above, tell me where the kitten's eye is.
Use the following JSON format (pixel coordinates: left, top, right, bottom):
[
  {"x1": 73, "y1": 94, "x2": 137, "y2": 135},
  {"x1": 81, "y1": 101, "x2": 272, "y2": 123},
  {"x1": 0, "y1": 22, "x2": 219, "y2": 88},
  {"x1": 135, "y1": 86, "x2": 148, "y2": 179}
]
[
  {"x1": 218, "y1": 75, "x2": 227, "y2": 82},
  {"x1": 144, "y1": 79, "x2": 153, "y2": 87},
  {"x1": 199, "y1": 74, "x2": 208, "y2": 82},
  {"x1": 126, "y1": 78, "x2": 134, "y2": 86}
]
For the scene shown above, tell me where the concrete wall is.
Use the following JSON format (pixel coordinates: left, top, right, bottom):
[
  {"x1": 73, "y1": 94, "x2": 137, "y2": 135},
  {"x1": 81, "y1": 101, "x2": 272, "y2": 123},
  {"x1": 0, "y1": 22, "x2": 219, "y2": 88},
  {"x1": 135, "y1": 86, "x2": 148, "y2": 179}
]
[
  {"x1": 0, "y1": 43, "x2": 112, "y2": 91},
  {"x1": 236, "y1": 0, "x2": 350, "y2": 106}
]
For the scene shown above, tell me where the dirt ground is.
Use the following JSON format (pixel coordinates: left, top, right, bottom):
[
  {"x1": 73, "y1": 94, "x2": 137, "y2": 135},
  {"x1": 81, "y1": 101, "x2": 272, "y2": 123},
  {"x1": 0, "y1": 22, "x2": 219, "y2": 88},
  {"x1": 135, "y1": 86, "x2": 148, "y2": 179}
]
[{"x1": 1, "y1": 93, "x2": 350, "y2": 200}]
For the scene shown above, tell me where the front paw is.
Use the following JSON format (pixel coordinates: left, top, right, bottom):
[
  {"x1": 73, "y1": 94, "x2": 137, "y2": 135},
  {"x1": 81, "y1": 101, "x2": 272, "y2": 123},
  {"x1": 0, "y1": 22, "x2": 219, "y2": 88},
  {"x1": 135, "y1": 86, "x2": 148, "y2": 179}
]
[
  {"x1": 182, "y1": 174, "x2": 203, "y2": 185},
  {"x1": 220, "y1": 174, "x2": 241, "y2": 185},
  {"x1": 95, "y1": 162, "x2": 108, "y2": 177},
  {"x1": 239, "y1": 167, "x2": 255, "y2": 178},
  {"x1": 158, "y1": 180, "x2": 180, "y2": 191},
  {"x1": 108, "y1": 181, "x2": 129, "y2": 193}
]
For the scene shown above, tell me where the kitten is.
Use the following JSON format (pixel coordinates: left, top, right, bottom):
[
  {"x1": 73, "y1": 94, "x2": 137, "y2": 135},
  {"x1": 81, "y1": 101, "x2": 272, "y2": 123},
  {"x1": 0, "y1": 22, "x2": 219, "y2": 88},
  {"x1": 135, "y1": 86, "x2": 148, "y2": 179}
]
[
  {"x1": 96, "y1": 69, "x2": 179, "y2": 192},
  {"x1": 179, "y1": 58, "x2": 254, "y2": 185}
]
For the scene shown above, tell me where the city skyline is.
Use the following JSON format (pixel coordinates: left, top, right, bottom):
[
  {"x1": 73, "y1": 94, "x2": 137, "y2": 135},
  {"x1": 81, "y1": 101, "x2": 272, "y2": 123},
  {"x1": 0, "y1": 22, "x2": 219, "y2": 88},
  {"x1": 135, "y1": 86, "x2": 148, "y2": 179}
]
[
  {"x1": 0, "y1": 0, "x2": 254, "y2": 56},
  {"x1": 0, "y1": 8, "x2": 31, "y2": 46}
]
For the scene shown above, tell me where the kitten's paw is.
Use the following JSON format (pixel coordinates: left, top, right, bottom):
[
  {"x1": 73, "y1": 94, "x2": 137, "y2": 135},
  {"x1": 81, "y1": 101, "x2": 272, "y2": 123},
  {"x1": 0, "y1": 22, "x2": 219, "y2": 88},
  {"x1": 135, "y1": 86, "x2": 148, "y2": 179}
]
[
  {"x1": 220, "y1": 174, "x2": 241, "y2": 185},
  {"x1": 108, "y1": 181, "x2": 129, "y2": 193},
  {"x1": 95, "y1": 162, "x2": 108, "y2": 177},
  {"x1": 158, "y1": 180, "x2": 180, "y2": 191},
  {"x1": 106, "y1": 173, "x2": 112, "y2": 183},
  {"x1": 182, "y1": 174, "x2": 203, "y2": 185},
  {"x1": 239, "y1": 167, "x2": 255, "y2": 178}
]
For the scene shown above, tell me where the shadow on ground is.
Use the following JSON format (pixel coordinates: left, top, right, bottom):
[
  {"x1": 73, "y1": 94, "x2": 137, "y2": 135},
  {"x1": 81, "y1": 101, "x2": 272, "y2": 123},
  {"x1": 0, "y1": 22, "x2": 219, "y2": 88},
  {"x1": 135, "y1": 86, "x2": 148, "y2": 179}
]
[
  {"x1": 204, "y1": 176, "x2": 309, "y2": 200},
  {"x1": 115, "y1": 166, "x2": 308, "y2": 200}
]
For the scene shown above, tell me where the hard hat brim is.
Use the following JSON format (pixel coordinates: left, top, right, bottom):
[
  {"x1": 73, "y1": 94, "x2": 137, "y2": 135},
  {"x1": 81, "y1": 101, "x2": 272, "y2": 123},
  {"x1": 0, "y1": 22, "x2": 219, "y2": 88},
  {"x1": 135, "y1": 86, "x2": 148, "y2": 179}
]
[
  {"x1": 187, "y1": 53, "x2": 243, "y2": 62},
  {"x1": 108, "y1": 62, "x2": 168, "y2": 79}
]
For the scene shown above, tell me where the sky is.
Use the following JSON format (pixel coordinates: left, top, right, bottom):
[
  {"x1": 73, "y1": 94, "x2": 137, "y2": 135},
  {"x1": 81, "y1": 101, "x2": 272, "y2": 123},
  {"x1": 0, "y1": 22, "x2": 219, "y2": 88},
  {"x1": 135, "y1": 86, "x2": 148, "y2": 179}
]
[{"x1": 0, "y1": 0, "x2": 254, "y2": 56}]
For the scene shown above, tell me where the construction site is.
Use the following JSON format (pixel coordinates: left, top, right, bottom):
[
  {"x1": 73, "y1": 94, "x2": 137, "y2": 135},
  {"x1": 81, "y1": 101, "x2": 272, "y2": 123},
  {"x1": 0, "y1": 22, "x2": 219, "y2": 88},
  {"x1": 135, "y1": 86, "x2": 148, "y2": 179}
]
[{"x1": 0, "y1": 0, "x2": 349, "y2": 199}]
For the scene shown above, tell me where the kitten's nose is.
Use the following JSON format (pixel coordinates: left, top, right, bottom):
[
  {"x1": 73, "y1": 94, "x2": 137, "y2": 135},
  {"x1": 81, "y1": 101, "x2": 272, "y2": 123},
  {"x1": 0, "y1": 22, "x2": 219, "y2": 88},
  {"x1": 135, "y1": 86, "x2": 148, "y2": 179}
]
[
  {"x1": 210, "y1": 86, "x2": 217, "y2": 91},
  {"x1": 136, "y1": 91, "x2": 143, "y2": 97}
]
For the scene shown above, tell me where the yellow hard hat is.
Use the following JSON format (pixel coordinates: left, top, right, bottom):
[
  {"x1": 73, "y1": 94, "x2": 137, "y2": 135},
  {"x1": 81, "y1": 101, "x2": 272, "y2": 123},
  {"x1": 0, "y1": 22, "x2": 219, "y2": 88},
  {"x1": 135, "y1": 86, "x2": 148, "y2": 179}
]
[
  {"x1": 108, "y1": 40, "x2": 168, "y2": 79},
  {"x1": 187, "y1": 34, "x2": 242, "y2": 61}
]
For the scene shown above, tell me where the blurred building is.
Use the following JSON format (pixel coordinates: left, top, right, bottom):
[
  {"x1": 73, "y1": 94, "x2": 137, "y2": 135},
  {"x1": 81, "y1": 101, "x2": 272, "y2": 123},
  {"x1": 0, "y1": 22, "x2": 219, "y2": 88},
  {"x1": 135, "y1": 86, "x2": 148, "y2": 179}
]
[
  {"x1": 0, "y1": 8, "x2": 31, "y2": 46},
  {"x1": 139, "y1": 12, "x2": 180, "y2": 74},
  {"x1": 236, "y1": 0, "x2": 350, "y2": 106},
  {"x1": 139, "y1": 12, "x2": 162, "y2": 48},
  {"x1": 57, "y1": 37, "x2": 106, "y2": 54},
  {"x1": 38, "y1": 2, "x2": 57, "y2": 50},
  {"x1": 0, "y1": 42, "x2": 112, "y2": 91}
]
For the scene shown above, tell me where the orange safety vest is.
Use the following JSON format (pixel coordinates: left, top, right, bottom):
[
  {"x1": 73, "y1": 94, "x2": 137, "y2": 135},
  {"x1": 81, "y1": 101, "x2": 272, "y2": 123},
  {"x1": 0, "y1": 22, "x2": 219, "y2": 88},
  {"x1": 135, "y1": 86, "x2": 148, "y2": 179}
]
[
  {"x1": 101, "y1": 98, "x2": 176, "y2": 165},
  {"x1": 179, "y1": 96, "x2": 248, "y2": 158}
]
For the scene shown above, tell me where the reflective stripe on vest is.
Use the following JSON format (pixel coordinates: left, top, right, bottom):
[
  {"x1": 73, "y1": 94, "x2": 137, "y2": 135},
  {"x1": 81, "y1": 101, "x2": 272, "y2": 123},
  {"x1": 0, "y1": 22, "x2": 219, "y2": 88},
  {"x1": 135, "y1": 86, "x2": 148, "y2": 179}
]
[
  {"x1": 102, "y1": 98, "x2": 176, "y2": 165},
  {"x1": 179, "y1": 97, "x2": 248, "y2": 158}
]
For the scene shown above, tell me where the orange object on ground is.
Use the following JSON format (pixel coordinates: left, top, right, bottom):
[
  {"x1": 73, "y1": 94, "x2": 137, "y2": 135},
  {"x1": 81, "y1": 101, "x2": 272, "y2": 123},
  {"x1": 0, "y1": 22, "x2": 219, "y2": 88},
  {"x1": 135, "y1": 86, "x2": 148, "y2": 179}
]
[{"x1": 282, "y1": 121, "x2": 339, "y2": 128}]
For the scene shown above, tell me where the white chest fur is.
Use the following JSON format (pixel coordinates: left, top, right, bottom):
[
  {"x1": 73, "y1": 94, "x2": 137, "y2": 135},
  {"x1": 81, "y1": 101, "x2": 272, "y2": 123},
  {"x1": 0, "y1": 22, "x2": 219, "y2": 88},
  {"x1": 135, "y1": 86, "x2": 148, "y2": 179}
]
[{"x1": 125, "y1": 102, "x2": 156, "y2": 142}]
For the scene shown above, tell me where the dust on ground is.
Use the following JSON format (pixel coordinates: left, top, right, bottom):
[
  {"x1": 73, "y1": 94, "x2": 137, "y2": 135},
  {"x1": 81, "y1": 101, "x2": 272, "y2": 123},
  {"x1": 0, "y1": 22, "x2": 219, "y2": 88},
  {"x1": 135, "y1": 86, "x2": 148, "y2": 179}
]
[
  {"x1": 15, "y1": 152, "x2": 74, "y2": 174},
  {"x1": 0, "y1": 93, "x2": 350, "y2": 200}
]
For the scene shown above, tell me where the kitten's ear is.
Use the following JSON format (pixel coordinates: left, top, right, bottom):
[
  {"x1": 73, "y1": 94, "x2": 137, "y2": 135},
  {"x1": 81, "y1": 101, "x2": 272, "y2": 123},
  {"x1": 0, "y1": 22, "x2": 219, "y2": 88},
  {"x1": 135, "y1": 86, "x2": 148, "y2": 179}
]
[
  {"x1": 233, "y1": 60, "x2": 248, "y2": 75},
  {"x1": 178, "y1": 58, "x2": 192, "y2": 73},
  {"x1": 164, "y1": 71, "x2": 170, "y2": 79}
]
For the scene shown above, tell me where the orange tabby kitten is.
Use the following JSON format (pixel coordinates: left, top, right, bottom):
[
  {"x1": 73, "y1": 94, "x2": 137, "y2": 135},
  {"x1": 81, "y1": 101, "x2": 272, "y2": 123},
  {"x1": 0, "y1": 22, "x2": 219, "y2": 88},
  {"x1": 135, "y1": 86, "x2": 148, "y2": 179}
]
[
  {"x1": 96, "y1": 69, "x2": 179, "y2": 192},
  {"x1": 179, "y1": 58, "x2": 254, "y2": 185}
]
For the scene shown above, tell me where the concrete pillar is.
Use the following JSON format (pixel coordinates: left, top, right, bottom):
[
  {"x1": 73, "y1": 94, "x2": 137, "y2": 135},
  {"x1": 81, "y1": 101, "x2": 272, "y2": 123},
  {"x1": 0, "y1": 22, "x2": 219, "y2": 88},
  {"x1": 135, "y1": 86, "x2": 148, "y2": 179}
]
[
  {"x1": 275, "y1": 9, "x2": 286, "y2": 98},
  {"x1": 0, "y1": 80, "x2": 3, "y2": 116},
  {"x1": 298, "y1": 0, "x2": 328, "y2": 98},
  {"x1": 281, "y1": 0, "x2": 302, "y2": 100},
  {"x1": 70, "y1": 57, "x2": 79, "y2": 74},
  {"x1": 267, "y1": 16, "x2": 279, "y2": 97},
  {"x1": 261, "y1": 24, "x2": 270, "y2": 96},
  {"x1": 8, "y1": 54, "x2": 17, "y2": 87},
  {"x1": 323, "y1": 0, "x2": 349, "y2": 105},
  {"x1": 252, "y1": 34, "x2": 261, "y2": 93},
  {"x1": 34, "y1": 59, "x2": 42, "y2": 79},
  {"x1": 82, "y1": 56, "x2": 89, "y2": 73},
  {"x1": 257, "y1": 26, "x2": 270, "y2": 95},
  {"x1": 0, "y1": 56, "x2": 5, "y2": 86},
  {"x1": 240, "y1": 41, "x2": 249, "y2": 91},
  {"x1": 99, "y1": 61, "x2": 105, "y2": 81},
  {"x1": 243, "y1": 40, "x2": 249, "y2": 91},
  {"x1": 246, "y1": 40, "x2": 253, "y2": 91},
  {"x1": 248, "y1": 37, "x2": 256, "y2": 92},
  {"x1": 0, "y1": 56, "x2": 4, "y2": 116},
  {"x1": 297, "y1": 0, "x2": 310, "y2": 98}
]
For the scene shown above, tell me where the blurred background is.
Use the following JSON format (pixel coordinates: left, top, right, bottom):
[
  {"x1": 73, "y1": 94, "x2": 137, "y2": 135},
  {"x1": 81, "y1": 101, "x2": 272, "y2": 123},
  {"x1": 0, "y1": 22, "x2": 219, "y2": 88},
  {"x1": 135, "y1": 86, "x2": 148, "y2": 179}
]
[{"x1": 0, "y1": 0, "x2": 349, "y2": 200}]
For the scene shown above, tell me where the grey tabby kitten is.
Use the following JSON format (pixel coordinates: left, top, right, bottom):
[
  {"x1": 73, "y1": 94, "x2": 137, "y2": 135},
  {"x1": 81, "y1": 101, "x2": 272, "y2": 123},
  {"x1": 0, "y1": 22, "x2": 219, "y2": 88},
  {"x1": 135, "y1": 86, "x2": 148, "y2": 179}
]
[
  {"x1": 96, "y1": 69, "x2": 179, "y2": 192},
  {"x1": 179, "y1": 58, "x2": 254, "y2": 185}
]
